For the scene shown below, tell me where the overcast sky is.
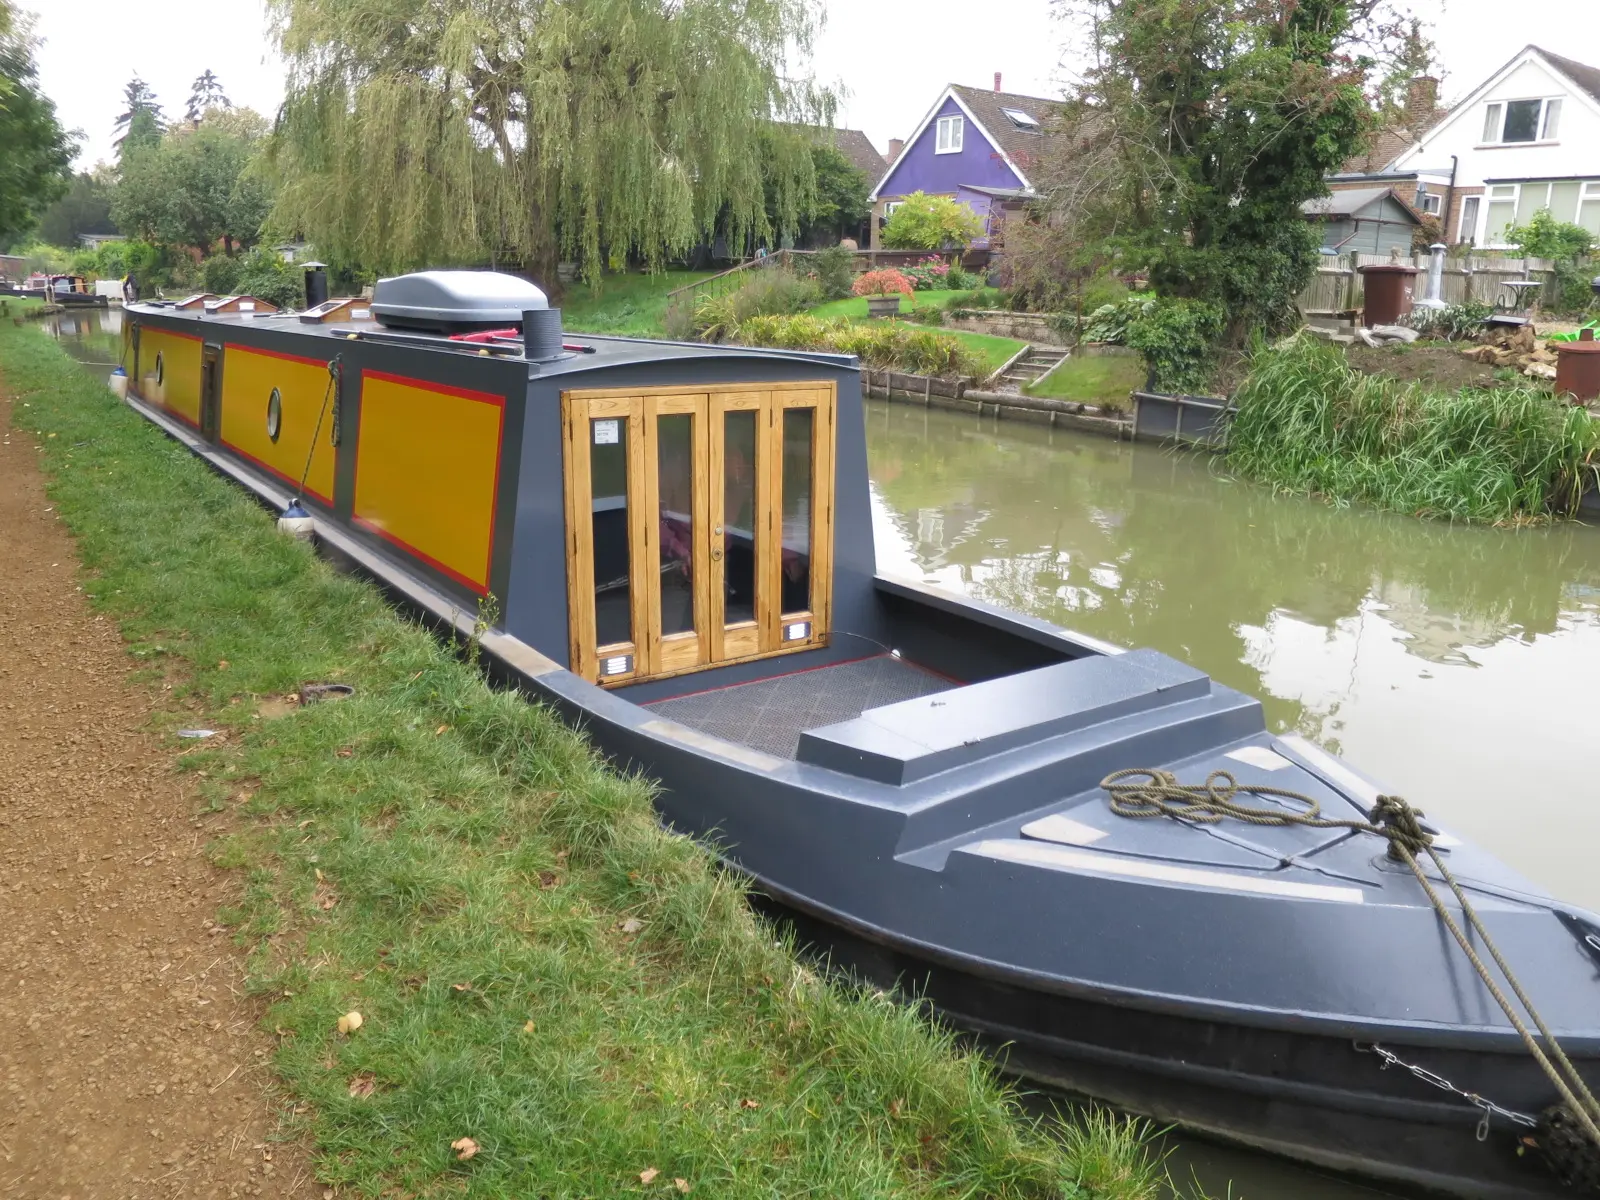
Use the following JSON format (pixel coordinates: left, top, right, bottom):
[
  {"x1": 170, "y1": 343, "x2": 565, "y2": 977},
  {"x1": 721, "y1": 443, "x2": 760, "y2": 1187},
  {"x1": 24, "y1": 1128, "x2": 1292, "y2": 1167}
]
[{"x1": 26, "y1": 0, "x2": 1600, "y2": 173}]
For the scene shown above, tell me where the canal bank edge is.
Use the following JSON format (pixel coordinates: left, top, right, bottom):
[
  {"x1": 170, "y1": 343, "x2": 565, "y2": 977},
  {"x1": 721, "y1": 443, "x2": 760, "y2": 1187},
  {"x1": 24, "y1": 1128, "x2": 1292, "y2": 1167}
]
[{"x1": 0, "y1": 307, "x2": 1167, "y2": 1196}]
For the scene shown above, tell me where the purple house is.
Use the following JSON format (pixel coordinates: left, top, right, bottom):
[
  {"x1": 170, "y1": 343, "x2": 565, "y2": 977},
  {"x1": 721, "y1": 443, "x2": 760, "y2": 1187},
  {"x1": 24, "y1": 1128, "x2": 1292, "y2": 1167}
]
[{"x1": 869, "y1": 79, "x2": 1059, "y2": 251}]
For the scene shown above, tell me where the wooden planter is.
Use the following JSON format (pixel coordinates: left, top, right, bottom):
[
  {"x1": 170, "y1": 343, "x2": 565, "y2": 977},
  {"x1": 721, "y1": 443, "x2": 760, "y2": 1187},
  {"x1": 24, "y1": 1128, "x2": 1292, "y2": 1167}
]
[{"x1": 866, "y1": 295, "x2": 902, "y2": 318}]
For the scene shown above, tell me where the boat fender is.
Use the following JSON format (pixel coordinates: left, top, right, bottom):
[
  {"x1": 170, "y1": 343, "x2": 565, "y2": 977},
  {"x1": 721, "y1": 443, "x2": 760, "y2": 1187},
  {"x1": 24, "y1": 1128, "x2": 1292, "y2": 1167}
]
[
  {"x1": 108, "y1": 366, "x2": 128, "y2": 400},
  {"x1": 1532, "y1": 1103, "x2": 1600, "y2": 1191},
  {"x1": 277, "y1": 501, "x2": 315, "y2": 541}
]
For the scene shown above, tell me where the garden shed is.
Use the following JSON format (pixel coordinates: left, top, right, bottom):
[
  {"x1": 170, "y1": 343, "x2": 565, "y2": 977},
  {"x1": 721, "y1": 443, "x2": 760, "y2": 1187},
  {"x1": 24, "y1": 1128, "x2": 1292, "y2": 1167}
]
[{"x1": 1302, "y1": 187, "x2": 1422, "y2": 256}]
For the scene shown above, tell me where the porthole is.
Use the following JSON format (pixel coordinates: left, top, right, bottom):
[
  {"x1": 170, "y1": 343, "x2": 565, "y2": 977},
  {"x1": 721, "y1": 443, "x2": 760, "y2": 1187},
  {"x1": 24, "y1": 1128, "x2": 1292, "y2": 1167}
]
[
  {"x1": 154, "y1": 350, "x2": 164, "y2": 386},
  {"x1": 266, "y1": 387, "x2": 283, "y2": 443}
]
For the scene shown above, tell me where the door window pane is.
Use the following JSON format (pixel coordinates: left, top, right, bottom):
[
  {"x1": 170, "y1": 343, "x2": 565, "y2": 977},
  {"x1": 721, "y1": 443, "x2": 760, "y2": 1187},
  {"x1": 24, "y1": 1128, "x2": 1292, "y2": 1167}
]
[
  {"x1": 780, "y1": 407, "x2": 814, "y2": 614},
  {"x1": 590, "y1": 416, "x2": 631, "y2": 646},
  {"x1": 722, "y1": 410, "x2": 757, "y2": 625},
  {"x1": 1502, "y1": 99, "x2": 1541, "y2": 143},
  {"x1": 657, "y1": 413, "x2": 695, "y2": 637}
]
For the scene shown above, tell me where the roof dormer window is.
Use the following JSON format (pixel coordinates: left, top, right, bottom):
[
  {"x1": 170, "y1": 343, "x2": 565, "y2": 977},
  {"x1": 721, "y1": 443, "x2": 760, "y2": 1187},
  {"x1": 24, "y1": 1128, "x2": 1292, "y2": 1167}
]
[
  {"x1": 935, "y1": 115, "x2": 964, "y2": 154},
  {"x1": 1481, "y1": 98, "x2": 1561, "y2": 144},
  {"x1": 1001, "y1": 107, "x2": 1040, "y2": 130}
]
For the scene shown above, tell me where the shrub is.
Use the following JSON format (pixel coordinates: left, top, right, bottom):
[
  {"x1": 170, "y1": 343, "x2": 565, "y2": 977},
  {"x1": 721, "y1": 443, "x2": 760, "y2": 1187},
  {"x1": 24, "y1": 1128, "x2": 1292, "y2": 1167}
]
[
  {"x1": 944, "y1": 265, "x2": 978, "y2": 290},
  {"x1": 1403, "y1": 302, "x2": 1491, "y2": 341},
  {"x1": 233, "y1": 248, "x2": 304, "y2": 309},
  {"x1": 1081, "y1": 272, "x2": 1130, "y2": 314},
  {"x1": 1125, "y1": 298, "x2": 1224, "y2": 394},
  {"x1": 904, "y1": 305, "x2": 945, "y2": 326},
  {"x1": 690, "y1": 268, "x2": 821, "y2": 340},
  {"x1": 943, "y1": 287, "x2": 1006, "y2": 313},
  {"x1": 1081, "y1": 293, "x2": 1157, "y2": 344},
  {"x1": 902, "y1": 257, "x2": 953, "y2": 290},
  {"x1": 201, "y1": 253, "x2": 244, "y2": 295},
  {"x1": 881, "y1": 192, "x2": 985, "y2": 251},
  {"x1": 1228, "y1": 334, "x2": 1600, "y2": 522},
  {"x1": 1507, "y1": 209, "x2": 1594, "y2": 262},
  {"x1": 852, "y1": 268, "x2": 914, "y2": 299},
  {"x1": 730, "y1": 313, "x2": 980, "y2": 377},
  {"x1": 806, "y1": 244, "x2": 857, "y2": 301}
]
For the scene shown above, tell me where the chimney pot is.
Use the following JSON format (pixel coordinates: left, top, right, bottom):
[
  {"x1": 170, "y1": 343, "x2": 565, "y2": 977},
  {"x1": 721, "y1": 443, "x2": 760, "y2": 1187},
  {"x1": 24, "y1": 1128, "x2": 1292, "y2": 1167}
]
[{"x1": 994, "y1": 72, "x2": 1002, "y2": 93}]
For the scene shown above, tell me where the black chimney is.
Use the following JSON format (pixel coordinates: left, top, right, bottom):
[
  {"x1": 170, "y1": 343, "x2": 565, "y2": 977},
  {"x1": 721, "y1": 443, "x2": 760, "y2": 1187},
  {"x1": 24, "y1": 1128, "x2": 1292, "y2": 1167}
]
[
  {"x1": 522, "y1": 307, "x2": 564, "y2": 361},
  {"x1": 303, "y1": 261, "x2": 329, "y2": 309}
]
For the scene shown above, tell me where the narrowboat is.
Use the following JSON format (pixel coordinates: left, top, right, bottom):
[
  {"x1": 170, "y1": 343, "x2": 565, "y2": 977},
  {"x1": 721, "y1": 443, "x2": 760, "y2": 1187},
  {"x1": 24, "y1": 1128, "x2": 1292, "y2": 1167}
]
[{"x1": 120, "y1": 271, "x2": 1600, "y2": 1199}]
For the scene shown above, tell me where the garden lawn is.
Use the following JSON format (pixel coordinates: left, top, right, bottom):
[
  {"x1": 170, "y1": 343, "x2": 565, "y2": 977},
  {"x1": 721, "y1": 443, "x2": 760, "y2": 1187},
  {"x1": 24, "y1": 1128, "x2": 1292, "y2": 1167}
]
[
  {"x1": 807, "y1": 291, "x2": 956, "y2": 321},
  {"x1": 946, "y1": 329, "x2": 1027, "y2": 376},
  {"x1": 802, "y1": 292, "x2": 1025, "y2": 376},
  {"x1": 0, "y1": 322, "x2": 1167, "y2": 1199},
  {"x1": 1026, "y1": 354, "x2": 1146, "y2": 405},
  {"x1": 560, "y1": 270, "x2": 714, "y2": 336}
]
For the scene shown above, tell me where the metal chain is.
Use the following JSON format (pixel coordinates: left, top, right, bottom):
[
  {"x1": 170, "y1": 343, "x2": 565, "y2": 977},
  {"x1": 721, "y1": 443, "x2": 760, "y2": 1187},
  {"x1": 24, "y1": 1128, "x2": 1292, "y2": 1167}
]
[{"x1": 1355, "y1": 1041, "x2": 1539, "y2": 1141}]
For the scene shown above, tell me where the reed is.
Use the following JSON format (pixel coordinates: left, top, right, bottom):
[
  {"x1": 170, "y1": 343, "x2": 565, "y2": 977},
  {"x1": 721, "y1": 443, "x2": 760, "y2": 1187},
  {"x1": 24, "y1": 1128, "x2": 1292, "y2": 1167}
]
[{"x1": 1227, "y1": 336, "x2": 1600, "y2": 523}]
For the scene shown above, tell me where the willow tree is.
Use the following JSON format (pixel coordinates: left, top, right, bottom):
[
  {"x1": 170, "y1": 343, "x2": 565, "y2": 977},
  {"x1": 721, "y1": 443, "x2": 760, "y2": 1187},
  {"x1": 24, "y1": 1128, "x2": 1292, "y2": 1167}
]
[{"x1": 266, "y1": 0, "x2": 833, "y2": 278}]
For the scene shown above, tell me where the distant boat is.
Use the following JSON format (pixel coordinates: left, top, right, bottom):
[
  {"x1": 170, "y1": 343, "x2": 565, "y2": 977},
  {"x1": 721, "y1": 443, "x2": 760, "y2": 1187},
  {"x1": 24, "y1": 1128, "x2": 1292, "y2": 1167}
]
[{"x1": 117, "y1": 271, "x2": 1600, "y2": 1200}]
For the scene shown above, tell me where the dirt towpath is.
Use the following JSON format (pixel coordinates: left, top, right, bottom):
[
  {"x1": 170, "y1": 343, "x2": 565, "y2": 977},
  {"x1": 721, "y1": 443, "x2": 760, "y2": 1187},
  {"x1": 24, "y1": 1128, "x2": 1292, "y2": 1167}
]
[{"x1": 0, "y1": 393, "x2": 320, "y2": 1199}]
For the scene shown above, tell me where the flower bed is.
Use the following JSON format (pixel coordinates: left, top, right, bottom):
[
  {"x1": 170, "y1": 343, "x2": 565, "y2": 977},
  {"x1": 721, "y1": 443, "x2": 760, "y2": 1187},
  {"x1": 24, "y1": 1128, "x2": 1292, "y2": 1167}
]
[{"x1": 731, "y1": 313, "x2": 981, "y2": 378}]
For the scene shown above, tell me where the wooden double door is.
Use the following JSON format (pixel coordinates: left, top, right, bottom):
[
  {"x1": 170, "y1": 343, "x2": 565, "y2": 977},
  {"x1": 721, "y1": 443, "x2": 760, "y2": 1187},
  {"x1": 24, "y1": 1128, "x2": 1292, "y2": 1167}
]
[{"x1": 562, "y1": 382, "x2": 836, "y2": 686}]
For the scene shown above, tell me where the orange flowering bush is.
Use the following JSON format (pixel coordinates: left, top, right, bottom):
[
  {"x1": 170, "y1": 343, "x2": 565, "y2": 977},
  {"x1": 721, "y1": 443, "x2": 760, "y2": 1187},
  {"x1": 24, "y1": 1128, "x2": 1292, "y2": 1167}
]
[{"x1": 851, "y1": 269, "x2": 914, "y2": 299}]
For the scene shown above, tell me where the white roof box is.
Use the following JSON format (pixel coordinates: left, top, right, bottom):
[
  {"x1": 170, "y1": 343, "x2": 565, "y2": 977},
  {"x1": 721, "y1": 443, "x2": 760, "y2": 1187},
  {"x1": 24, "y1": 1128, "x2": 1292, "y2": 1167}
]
[{"x1": 370, "y1": 270, "x2": 548, "y2": 332}]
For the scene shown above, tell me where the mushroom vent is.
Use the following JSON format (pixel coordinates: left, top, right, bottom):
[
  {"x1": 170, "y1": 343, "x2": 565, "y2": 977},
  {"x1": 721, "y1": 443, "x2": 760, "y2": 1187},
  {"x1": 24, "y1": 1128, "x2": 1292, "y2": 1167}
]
[{"x1": 371, "y1": 270, "x2": 549, "y2": 333}]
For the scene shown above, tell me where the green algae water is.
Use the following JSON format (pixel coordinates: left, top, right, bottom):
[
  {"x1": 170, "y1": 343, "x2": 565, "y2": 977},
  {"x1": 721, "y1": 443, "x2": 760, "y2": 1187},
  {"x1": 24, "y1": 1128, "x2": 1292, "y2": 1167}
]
[{"x1": 865, "y1": 399, "x2": 1600, "y2": 913}]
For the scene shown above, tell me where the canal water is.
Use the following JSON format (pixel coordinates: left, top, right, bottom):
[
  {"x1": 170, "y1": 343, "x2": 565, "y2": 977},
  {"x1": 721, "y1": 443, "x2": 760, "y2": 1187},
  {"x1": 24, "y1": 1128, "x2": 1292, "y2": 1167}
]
[{"x1": 39, "y1": 311, "x2": 1594, "y2": 1196}]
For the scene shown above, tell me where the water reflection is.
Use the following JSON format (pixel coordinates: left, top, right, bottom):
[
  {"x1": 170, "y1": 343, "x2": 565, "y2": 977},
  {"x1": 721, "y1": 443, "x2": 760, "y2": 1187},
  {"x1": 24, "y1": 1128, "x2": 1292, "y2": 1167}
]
[
  {"x1": 36, "y1": 306, "x2": 124, "y2": 382},
  {"x1": 865, "y1": 400, "x2": 1600, "y2": 910}
]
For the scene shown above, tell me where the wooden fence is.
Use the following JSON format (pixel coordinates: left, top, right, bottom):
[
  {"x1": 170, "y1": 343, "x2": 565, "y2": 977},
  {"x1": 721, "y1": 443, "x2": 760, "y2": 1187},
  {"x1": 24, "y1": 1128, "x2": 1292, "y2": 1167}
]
[{"x1": 1299, "y1": 252, "x2": 1562, "y2": 314}]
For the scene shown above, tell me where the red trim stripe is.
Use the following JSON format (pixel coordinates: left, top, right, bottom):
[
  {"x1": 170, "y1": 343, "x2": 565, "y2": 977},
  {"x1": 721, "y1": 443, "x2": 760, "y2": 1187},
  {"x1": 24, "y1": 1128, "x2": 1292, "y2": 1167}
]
[
  {"x1": 352, "y1": 369, "x2": 507, "y2": 597},
  {"x1": 351, "y1": 515, "x2": 489, "y2": 596},
  {"x1": 360, "y1": 369, "x2": 506, "y2": 408},
  {"x1": 219, "y1": 436, "x2": 334, "y2": 507},
  {"x1": 223, "y1": 342, "x2": 330, "y2": 368}
]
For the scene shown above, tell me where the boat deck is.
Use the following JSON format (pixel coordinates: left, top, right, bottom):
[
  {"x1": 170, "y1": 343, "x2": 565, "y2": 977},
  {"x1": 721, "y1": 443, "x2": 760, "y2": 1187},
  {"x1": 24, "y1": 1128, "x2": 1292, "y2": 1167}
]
[{"x1": 643, "y1": 654, "x2": 953, "y2": 759}]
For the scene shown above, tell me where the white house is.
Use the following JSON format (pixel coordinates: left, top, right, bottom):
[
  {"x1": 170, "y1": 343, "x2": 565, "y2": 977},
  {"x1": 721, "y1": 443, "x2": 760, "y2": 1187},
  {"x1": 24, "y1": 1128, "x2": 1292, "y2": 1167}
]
[{"x1": 1380, "y1": 46, "x2": 1600, "y2": 248}]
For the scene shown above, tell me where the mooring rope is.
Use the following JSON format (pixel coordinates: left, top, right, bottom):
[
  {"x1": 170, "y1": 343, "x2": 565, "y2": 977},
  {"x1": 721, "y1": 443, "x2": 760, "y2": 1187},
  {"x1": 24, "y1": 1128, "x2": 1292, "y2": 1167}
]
[
  {"x1": 292, "y1": 355, "x2": 341, "y2": 507},
  {"x1": 1101, "y1": 767, "x2": 1600, "y2": 1155}
]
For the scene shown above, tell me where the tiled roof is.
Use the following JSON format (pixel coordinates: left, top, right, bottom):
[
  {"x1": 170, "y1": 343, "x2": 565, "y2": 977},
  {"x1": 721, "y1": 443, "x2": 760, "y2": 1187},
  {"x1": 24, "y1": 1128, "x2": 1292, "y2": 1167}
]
[
  {"x1": 948, "y1": 85, "x2": 1062, "y2": 180},
  {"x1": 1302, "y1": 186, "x2": 1419, "y2": 219},
  {"x1": 819, "y1": 127, "x2": 888, "y2": 181},
  {"x1": 1538, "y1": 47, "x2": 1600, "y2": 107}
]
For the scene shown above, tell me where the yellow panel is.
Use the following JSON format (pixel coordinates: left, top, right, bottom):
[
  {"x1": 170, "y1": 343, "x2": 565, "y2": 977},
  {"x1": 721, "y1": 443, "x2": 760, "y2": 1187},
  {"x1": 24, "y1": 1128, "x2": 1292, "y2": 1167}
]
[
  {"x1": 137, "y1": 327, "x2": 204, "y2": 427},
  {"x1": 353, "y1": 370, "x2": 504, "y2": 594},
  {"x1": 219, "y1": 344, "x2": 338, "y2": 504}
]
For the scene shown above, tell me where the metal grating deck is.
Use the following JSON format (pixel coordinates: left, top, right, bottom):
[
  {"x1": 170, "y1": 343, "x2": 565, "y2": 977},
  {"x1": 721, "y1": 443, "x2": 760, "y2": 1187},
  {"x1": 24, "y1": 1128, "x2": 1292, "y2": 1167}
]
[{"x1": 643, "y1": 655, "x2": 953, "y2": 760}]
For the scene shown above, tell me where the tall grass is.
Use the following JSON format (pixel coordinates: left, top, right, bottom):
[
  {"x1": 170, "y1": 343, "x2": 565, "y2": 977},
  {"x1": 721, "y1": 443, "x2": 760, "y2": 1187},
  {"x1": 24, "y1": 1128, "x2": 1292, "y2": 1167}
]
[
  {"x1": 1228, "y1": 335, "x2": 1600, "y2": 523},
  {"x1": 1, "y1": 321, "x2": 1167, "y2": 1198}
]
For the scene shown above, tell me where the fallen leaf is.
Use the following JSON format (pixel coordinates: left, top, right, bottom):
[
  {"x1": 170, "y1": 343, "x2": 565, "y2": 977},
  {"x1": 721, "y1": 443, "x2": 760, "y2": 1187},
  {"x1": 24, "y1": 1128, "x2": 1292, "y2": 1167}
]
[
  {"x1": 218, "y1": 659, "x2": 230, "y2": 670},
  {"x1": 337, "y1": 1011, "x2": 363, "y2": 1035},
  {"x1": 739, "y1": 1098, "x2": 760, "y2": 1109},
  {"x1": 318, "y1": 891, "x2": 338, "y2": 911},
  {"x1": 451, "y1": 982, "x2": 472, "y2": 993},
  {"x1": 675, "y1": 1180, "x2": 690, "y2": 1194},
  {"x1": 538, "y1": 871, "x2": 559, "y2": 889},
  {"x1": 638, "y1": 1167, "x2": 660, "y2": 1184},
  {"x1": 435, "y1": 724, "x2": 449, "y2": 735},
  {"x1": 335, "y1": 746, "x2": 353, "y2": 758},
  {"x1": 523, "y1": 1020, "x2": 536, "y2": 1033},
  {"x1": 618, "y1": 918, "x2": 644, "y2": 934},
  {"x1": 348, "y1": 1072, "x2": 376, "y2": 1098},
  {"x1": 889, "y1": 1098, "x2": 903, "y2": 1117},
  {"x1": 451, "y1": 1136, "x2": 479, "y2": 1161},
  {"x1": 315, "y1": 868, "x2": 324, "y2": 881}
]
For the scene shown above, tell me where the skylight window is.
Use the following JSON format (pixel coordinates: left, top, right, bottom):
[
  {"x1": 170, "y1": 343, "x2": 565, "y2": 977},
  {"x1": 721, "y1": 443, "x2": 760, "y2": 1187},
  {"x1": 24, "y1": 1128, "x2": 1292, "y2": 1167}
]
[{"x1": 1001, "y1": 107, "x2": 1040, "y2": 130}]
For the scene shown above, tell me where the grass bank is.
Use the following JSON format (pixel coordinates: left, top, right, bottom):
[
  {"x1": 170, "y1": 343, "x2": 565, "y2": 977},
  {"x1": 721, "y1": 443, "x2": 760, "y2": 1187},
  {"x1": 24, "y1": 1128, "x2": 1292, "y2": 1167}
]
[
  {"x1": 560, "y1": 270, "x2": 713, "y2": 336},
  {"x1": 1025, "y1": 355, "x2": 1146, "y2": 406},
  {"x1": 1228, "y1": 335, "x2": 1600, "y2": 524},
  {"x1": 0, "y1": 323, "x2": 1168, "y2": 1197}
]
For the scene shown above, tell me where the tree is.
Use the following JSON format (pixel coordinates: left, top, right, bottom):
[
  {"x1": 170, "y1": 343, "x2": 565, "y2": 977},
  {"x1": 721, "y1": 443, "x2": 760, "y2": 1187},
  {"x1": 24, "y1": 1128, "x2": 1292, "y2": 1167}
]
[
  {"x1": 266, "y1": 0, "x2": 833, "y2": 279},
  {"x1": 1038, "y1": 0, "x2": 1382, "y2": 339},
  {"x1": 37, "y1": 167, "x2": 116, "y2": 245},
  {"x1": 798, "y1": 143, "x2": 871, "y2": 247},
  {"x1": 112, "y1": 110, "x2": 271, "y2": 255},
  {"x1": 0, "y1": 7, "x2": 75, "y2": 247},
  {"x1": 881, "y1": 192, "x2": 985, "y2": 251},
  {"x1": 112, "y1": 76, "x2": 164, "y2": 158},
  {"x1": 185, "y1": 70, "x2": 231, "y2": 124}
]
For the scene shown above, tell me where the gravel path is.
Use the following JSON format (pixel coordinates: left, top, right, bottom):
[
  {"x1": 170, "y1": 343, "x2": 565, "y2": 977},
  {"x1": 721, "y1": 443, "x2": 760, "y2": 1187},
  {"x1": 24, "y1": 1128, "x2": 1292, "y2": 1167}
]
[{"x1": 0, "y1": 394, "x2": 320, "y2": 1199}]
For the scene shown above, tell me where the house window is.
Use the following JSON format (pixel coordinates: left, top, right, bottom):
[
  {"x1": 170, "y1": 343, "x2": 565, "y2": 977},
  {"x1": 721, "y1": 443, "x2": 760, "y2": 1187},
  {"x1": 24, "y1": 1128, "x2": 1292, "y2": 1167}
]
[
  {"x1": 1418, "y1": 189, "x2": 1442, "y2": 216},
  {"x1": 1481, "y1": 98, "x2": 1562, "y2": 144},
  {"x1": 935, "y1": 115, "x2": 964, "y2": 154},
  {"x1": 1578, "y1": 183, "x2": 1600, "y2": 237},
  {"x1": 883, "y1": 201, "x2": 903, "y2": 216},
  {"x1": 1484, "y1": 184, "x2": 1519, "y2": 245},
  {"x1": 1000, "y1": 107, "x2": 1039, "y2": 130},
  {"x1": 1458, "y1": 195, "x2": 1481, "y2": 244}
]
